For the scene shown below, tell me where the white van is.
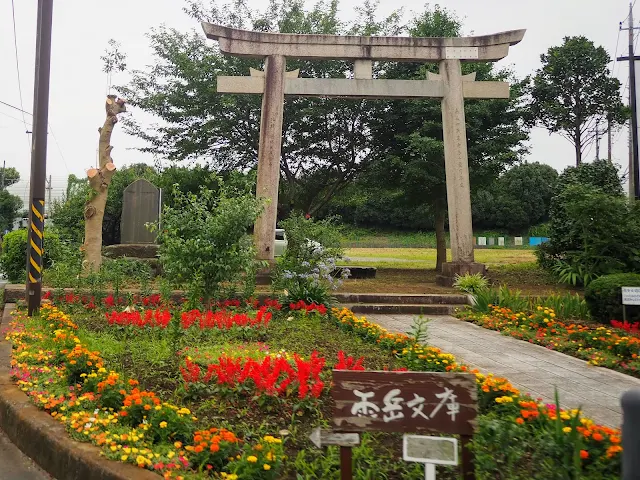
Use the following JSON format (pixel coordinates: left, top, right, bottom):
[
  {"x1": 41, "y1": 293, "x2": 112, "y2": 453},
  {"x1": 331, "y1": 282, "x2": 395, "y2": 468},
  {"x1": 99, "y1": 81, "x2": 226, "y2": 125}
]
[{"x1": 275, "y1": 229, "x2": 287, "y2": 256}]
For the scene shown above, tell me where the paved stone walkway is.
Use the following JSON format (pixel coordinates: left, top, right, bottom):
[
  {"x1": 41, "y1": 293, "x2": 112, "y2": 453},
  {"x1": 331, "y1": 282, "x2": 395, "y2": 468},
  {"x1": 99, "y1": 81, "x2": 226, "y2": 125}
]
[
  {"x1": 368, "y1": 314, "x2": 640, "y2": 427},
  {"x1": 0, "y1": 428, "x2": 51, "y2": 480}
]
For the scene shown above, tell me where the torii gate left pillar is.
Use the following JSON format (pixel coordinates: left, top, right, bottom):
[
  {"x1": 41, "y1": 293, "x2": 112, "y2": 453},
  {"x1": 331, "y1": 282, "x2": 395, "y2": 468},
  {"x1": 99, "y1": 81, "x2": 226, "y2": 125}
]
[{"x1": 203, "y1": 24, "x2": 525, "y2": 286}]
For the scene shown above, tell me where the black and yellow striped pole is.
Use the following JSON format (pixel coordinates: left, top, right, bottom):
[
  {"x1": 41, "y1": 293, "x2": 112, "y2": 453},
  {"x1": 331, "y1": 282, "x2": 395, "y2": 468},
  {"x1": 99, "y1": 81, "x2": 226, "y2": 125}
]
[{"x1": 26, "y1": 0, "x2": 54, "y2": 316}]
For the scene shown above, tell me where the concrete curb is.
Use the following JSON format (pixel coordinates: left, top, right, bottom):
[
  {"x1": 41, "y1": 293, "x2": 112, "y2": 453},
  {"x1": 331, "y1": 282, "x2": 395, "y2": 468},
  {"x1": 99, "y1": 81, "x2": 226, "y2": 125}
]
[{"x1": 0, "y1": 303, "x2": 159, "y2": 480}]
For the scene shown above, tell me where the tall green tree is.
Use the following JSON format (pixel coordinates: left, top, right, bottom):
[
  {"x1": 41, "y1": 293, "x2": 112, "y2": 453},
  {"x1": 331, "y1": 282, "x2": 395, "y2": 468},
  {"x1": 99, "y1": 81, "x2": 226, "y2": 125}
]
[
  {"x1": 0, "y1": 167, "x2": 20, "y2": 188},
  {"x1": 118, "y1": 0, "x2": 401, "y2": 215},
  {"x1": 0, "y1": 190, "x2": 22, "y2": 233},
  {"x1": 528, "y1": 36, "x2": 627, "y2": 166},
  {"x1": 0, "y1": 168, "x2": 22, "y2": 233},
  {"x1": 369, "y1": 5, "x2": 529, "y2": 270}
]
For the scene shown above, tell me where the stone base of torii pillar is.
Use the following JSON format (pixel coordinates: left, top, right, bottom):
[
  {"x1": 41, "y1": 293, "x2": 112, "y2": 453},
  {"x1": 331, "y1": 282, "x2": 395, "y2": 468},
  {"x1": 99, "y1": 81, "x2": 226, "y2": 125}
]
[{"x1": 436, "y1": 262, "x2": 487, "y2": 287}]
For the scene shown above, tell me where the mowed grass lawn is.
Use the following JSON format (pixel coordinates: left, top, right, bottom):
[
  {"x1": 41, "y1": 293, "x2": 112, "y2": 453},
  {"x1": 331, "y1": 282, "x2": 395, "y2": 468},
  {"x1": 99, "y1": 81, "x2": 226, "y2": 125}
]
[{"x1": 339, "y1": 247, "x2": 536, "y2": 269}]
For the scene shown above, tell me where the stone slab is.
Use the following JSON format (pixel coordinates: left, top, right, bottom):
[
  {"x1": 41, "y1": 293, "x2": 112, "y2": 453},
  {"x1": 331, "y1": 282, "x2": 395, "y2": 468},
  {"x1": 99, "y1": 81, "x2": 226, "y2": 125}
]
[{"x1": 120, "y1": 179, "x2": 160, "y2": 245}]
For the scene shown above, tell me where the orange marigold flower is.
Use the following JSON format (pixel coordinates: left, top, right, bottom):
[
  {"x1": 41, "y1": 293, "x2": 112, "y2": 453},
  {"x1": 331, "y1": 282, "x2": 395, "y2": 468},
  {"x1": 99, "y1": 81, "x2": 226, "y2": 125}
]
[
  {"x1": 580, "y1": 450, "x2": 589, "y2": 459},
  {"x1": 515, "y1": 418, "x2": 525, "y2": 425},
  {"x1": 592, "y1": 433, "x2": 604, "y2": 441}
]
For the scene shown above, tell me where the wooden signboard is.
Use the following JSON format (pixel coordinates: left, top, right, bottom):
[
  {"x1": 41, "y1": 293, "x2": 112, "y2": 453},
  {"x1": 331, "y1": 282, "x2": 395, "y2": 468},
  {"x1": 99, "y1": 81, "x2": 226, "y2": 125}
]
[{"x1": 332, "y1": 371, "x2": 477, "y2": 436}]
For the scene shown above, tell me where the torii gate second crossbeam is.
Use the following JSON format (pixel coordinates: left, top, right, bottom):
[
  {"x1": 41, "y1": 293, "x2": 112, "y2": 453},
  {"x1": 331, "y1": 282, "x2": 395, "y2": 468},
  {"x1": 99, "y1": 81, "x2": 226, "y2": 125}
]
[{"x1": 202, "y1": 24, "x2": 526, "y2": 285}]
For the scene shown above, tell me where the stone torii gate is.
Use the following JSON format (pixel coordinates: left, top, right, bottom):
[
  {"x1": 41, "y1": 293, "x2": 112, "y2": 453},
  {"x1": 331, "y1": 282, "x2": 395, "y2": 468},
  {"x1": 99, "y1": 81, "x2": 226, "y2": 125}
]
[{"x1": 202, "y1": 24, "x2": 525, "y2": 285}]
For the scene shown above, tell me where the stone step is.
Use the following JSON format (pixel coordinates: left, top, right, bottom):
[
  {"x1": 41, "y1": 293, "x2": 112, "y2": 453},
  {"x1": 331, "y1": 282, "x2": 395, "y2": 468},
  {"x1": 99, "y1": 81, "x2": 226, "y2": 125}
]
[
  {"x1": 341, "y1": 303, "x2": 467, "y2": 315},
  {"x1": 335, "y1": 293, "x2": 470, "y2": 305}
]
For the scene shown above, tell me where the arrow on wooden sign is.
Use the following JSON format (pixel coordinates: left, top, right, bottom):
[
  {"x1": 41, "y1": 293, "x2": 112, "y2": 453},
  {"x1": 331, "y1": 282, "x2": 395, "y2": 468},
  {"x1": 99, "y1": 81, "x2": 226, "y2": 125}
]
[{"x1": 309, "y1": 427, "x2": 360, "y2": 449}]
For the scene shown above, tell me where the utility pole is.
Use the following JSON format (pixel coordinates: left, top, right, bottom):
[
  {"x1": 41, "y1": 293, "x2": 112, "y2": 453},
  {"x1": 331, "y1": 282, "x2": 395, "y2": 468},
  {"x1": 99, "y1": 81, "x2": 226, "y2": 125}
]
[
  {"x1": 620, "y1": 2, "x2": 640, "y2": 200},
  {"x1": 608, "y1": 119, "x2": 613, "y2": 161},
  {"x1": 26, "y1": 0, "x2": 54, "y2": 316},
  {"x1": 45, "y1": 175, "x2": 52, "y2": 216},
  {"x1": 595, "y1": 119, "x2": 601, "y2": 160}
]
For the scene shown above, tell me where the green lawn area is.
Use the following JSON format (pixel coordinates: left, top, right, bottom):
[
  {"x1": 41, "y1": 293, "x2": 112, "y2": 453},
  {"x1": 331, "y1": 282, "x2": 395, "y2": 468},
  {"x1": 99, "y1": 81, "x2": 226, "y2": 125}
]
[{"x1": 339, "y1": 248, "x2": 536, "y2": 269}]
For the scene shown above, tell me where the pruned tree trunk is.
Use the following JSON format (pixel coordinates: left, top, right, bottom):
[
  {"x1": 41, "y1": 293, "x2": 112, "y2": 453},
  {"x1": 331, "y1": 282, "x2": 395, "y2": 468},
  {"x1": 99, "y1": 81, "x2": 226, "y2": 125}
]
[
  {"x1": 434, "y1": 198, "x2": 447, "y2": 273},
  {"x1": 82, "y1": 95, "x2": 126, "y2": 272}
]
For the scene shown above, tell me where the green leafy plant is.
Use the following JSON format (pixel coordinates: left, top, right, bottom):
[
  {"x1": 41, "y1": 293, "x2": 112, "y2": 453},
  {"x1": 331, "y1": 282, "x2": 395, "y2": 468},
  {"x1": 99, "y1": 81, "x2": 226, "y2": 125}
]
[
  {"x1": 537, "y1": 293, "x2": 590, "y2": 320},
  {"x1": 553, "y1": 260, "x2": 598, "y2": 287},
  {"x1": 273, "y1": 214, "x2": 347, "y2": 305},
  {"x1": 408, "y1": 316, "x2": 430, "y2": 344},
  {"x1": 453, "y1": 272, "x2": 489, "y2": 294}
]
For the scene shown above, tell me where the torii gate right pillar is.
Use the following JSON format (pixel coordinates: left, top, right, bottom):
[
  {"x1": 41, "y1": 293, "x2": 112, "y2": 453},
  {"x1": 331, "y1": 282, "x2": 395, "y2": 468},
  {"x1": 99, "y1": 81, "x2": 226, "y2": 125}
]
[{"x1": 437, "y1": 59, "x2": 486, "y2": 286}]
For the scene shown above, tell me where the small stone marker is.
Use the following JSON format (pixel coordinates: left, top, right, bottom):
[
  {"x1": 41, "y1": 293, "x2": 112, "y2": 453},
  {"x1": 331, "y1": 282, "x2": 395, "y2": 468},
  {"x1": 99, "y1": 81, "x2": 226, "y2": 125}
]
[
  {"x1": 514, "y1": 236, "x2": 523, "y2": 246},
  {"x1": 498, "y1": 237, "x2": 505, "y2": 246},
  {"x1": 487, "y1": 237, "x2": 495, "y2": 246},
  {"x1": 477, "y1": 237, "x2": 487, "y2": 246},
  {"x1": 403, "y1": 435, "x2": 458, "y2": 480},
  {"x1": 120, "y1": 179, "x2": 161, "y2": 244}
]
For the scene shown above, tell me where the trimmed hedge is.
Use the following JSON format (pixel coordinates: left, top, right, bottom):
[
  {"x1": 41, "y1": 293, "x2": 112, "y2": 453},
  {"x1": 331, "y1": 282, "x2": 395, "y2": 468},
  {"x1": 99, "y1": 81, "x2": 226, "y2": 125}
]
[
  {"x1": 585, "y1": 273, "x2": 640, "y2": 323},
  {"x1": 0, "y1": 229, "x2": 66, "y2": 282}
]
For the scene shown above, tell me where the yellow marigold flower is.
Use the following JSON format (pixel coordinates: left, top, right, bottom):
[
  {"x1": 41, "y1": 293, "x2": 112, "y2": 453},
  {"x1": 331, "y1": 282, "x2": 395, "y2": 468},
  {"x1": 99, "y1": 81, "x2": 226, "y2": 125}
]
[
  {"x1": 159, "y1": 421, "x2": 168, "y2": 429},
  {"x1": 121, "y1": 455, "x2": 128, "y2": 461},
  {"x1": 247, "y1": 455, "x2": 258, "y2": 463},
  {"x1": 563, "y1": 427, "x2": 572, "y2": 433},
  {"x1": 264, "y1": 464, "x2": 271, "y2": 470}
]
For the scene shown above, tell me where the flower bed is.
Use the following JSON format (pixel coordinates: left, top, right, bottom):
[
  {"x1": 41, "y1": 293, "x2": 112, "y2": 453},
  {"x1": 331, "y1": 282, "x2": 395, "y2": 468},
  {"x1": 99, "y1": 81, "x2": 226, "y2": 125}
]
[
  {"x1": 2, "y1": 301, "x2": 624, "y2": 479},
  {"x1": 7, "y1": 304, "x2": 284, "y2": 479},
  {"x1": 459, "y1": 305, "x2": 640, "y2": 376}
]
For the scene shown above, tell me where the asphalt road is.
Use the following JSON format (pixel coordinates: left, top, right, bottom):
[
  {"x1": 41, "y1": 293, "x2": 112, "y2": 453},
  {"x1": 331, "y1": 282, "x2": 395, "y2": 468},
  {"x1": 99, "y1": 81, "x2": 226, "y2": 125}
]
[{"x1": 0, "y1": 428, "x2": 51, "y2": 480}]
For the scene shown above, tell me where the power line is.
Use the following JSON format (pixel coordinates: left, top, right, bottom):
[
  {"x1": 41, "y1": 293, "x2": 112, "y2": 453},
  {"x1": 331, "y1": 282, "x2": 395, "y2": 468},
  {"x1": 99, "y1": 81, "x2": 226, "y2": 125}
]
[
  {"x1": 10, "y1": 0, "x2": 29, "y2": 143},
  {"x1": 48, "y1": 127, "x2": 71, "y2": 175},
  {"x1": 0, "y1": 99, "x2": 32, "y2": 116},
  {"x1": 0, "y1": 100, "x2": 69, "y2": 174},
  {"x1": 0, "y1": 110, "x2": 33, "y2": 126},
  {"x1": 613, "y1": 28, "x2": 622, "y2": 76}
]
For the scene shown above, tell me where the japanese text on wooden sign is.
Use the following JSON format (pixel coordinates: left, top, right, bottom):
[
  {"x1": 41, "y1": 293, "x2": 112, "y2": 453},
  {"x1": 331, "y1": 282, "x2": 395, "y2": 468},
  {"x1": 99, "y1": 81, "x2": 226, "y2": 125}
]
[{"x1": 331, "y1": 371, "x2": 477, "y2": 436}]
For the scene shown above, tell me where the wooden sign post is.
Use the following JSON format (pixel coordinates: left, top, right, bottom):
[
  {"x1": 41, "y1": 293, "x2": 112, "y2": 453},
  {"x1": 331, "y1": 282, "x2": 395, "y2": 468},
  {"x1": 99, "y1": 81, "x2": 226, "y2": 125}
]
[
  {"x1": 331, "y1": 370, "x2": 478, "y2": 480},
  {"x1": 309, "y1": 427, "x2": 360, "y2": 480}
]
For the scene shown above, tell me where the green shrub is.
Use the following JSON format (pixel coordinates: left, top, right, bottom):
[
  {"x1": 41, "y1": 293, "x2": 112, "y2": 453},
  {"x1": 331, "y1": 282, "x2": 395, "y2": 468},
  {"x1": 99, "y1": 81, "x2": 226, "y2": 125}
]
[
  {"x1": 453, "y1": 273, "x2": 489, "y2": 294},
  {"x1": 584, "y1": 273, "x2": 640, "y2": 323},
  {"x1": 157, "y1": 183, "x2": 262, "y2": 305},
  {"x1": 0, "y1": 228, "x2": 69, "y2": 282}
]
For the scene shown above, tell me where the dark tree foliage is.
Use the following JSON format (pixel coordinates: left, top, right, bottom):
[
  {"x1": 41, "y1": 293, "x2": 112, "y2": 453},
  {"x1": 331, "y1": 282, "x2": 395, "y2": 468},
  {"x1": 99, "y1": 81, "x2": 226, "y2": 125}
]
[{"x1": 472, "y1": 162, "x2": 558, "y2": 233}]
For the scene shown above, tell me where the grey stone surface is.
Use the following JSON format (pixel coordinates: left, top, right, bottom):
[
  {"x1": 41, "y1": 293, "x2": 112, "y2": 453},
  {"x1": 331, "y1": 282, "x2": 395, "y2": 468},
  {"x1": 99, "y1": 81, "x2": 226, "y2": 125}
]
[
  {"x1": 0, "y1": 428, "x2": 52, "y2": 480},
  {"x1": 367, "y1": 313, "x2": 640, "y2": 427},
  {"x1": 120, "y1": 179, "x2": 160, "y2": 245}
]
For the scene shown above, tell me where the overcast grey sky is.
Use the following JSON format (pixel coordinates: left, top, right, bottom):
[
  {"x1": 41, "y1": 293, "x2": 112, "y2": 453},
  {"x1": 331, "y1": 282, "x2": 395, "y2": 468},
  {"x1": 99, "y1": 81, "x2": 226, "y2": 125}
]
[{"x1": 0, "y1": 0, "x2": 635, "y2": 206}]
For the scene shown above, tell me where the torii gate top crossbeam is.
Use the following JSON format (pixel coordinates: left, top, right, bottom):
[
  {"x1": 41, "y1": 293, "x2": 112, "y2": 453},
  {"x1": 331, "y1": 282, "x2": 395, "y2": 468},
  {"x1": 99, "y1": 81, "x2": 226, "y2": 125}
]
[{"x1": 202, "y1": 24, "x2": 525, "y2": 62}]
